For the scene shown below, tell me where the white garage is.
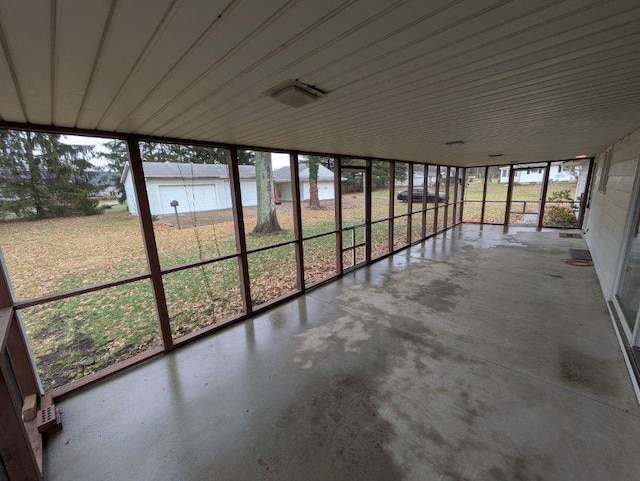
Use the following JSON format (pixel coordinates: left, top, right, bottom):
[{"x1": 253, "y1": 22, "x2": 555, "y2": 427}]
[
  {"x1": 273, "y1": 163, "x2": 336, "y2": 202},
  {"x1": 121, "y1": 162, "x2": 256, "y2": 216}
]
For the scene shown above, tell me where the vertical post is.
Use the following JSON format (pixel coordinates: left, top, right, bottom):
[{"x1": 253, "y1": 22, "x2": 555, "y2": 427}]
[
  {"x1": 421, "y1": 164, "x2": 428, "y2": 239},
  {"x1": 433, "y1": 165, "x2": 440, "y2": 233},
  {"x1": 388, "y1": 162, "x2": 395, "y2": 253},
  {"x1": 290, "y1": 153, "x2": 305, "y2": 291},
  {"x1": 0, "y1": 254, "x2": 40, "y2": 397},
  {"x1": 125, "y1": 136, "x2": 173, "y2": 351},
  {"x1": 452, "y1": 167, "x2": 459, "y2": 226},
  {"x1": 0, "y1": 362, "x2": 42, "y2": 481},
  {"x1": 443, "y1": 167, "x2": 450, "y2": 230},
  {"x1": 226, "y1": 147, "x2": 252, "y2": 316},
  {"x1": 480, "y1": 166, "x2": 488, "y2": 224},
  {"x1": 577, "y1": 158, "x2": 595, "y2": 229},
  {"x1": 407, "y1": 163, "x2": 413, "y2": 245},
  {"x1": 504, "y1": 164, "x2": 515, "y2": 233},
  {"x1": 0, "y1": 253, "x2": 12, "y2": 310},
  {"x1": 365, "y1": 160, "x2": 372, "y2": 263},
  {"x1": 537, "y1": 162, "x2": 551, "y2": 231},
  {"x1": 335, "y1": 157, "x2": 343, "y2": 275},
  {"x1": 459, "y1": 168, "x2": 467, "y2": 224}
]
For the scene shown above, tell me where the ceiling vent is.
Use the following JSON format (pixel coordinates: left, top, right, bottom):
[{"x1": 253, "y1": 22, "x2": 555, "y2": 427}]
[
  {"x1": 265, "y1": 80, "x2": 326, "y2": 108},
  {"x1": 443, "y1": 140, "x2": 465, "y2": 146},
  {"x1": 488, "y1": 153, "x2": 503, "y2": 157}
]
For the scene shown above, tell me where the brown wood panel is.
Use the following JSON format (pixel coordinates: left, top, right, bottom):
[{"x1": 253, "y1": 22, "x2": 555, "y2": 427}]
[
  {"x1": 290, "y1": 153, "x2": 305, "y2": 291},
  {"x1": 125, "y1": 137, "x2": 173, "y2": 351},
  {"x1": 226, "y1": 147, "x2": 252, "y2": 316},
  {"x1": 0, "y1": 358, "x2": 42, "y2": 481}
]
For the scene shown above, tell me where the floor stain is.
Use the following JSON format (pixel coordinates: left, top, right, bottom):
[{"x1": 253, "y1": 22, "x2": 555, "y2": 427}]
[
  {"x1": 276, "y1": 372, "x2": 404, "y2": 480},
  {"x1": 559, "y1": 347, "x2": 621, "y2": 397}
]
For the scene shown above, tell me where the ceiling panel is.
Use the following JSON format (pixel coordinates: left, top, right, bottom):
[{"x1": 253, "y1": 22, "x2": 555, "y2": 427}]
[
  {"x1": 0, "y1": 0, "x2": 52, "y2": 123},
  {"x1": 0, "y1": 0, "x2": 639, "y2": 166},
  {"x1": 54, "y1": 0, "x2": 114, "y2": 126},
  {"x1": 74, "y1": 0, "x2": 177, "y2": 128}
]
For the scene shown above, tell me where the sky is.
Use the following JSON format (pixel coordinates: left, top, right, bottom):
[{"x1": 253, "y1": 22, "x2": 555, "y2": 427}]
[{"x1": 60, "y1": 134, "x2": 291, "y2": 169}]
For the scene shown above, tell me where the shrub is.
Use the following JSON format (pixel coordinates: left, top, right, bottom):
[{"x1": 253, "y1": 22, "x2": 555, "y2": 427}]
[{"x1": 545, "y1": 190, "x2": 577, "y2": 226}]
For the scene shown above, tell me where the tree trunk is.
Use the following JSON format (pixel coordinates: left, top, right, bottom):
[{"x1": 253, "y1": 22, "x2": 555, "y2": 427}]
[
  {"x1": 308, "y1": 155, "x2": 321, "y2": 208},
  {"x1": 23, "y1": 132, "x2": 45, "y2": 218},
  {"x1": 252, "y1": 151, "x2": 282, "y2": 235}
]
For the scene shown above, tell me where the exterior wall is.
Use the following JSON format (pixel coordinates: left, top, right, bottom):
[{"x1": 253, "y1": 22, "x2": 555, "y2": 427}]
[
  {"x1": 585, "y1": 130, "x2": 640, "y2": 297},
  {"x1": 301, "y1": 181, "x2": 334, "y2": 201},
  {"x1": 277, "y1": 182, "x2": 293, "y2": 202},
  {"x1": 499, "y1": 163, "x2": 576, "y2": 183},
  {"x1": 123, "y1": 173, "x2": 138, "y2": 215},
  {"x1": 275, "y1": 181, "x2": 335, "y2": 202}
]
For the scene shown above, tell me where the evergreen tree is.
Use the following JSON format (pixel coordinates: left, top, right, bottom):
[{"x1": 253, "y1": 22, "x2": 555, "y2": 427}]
[{"x1": 0, "y1": 130, "x2": 98, "y2": 219}]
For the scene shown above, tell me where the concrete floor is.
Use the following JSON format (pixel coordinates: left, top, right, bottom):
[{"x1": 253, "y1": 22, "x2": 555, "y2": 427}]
[{"x1": 45, "y1": 225, "x2": 640, "y2": 481}]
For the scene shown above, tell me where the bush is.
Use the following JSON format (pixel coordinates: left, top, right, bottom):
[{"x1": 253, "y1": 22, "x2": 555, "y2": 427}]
[{"x1": 545, "y1": 189, "x2": 577, "y2": 226}]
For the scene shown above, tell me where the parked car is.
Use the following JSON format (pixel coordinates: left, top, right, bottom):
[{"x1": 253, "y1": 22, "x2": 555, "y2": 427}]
[{"x1": 396, "y1": 188, "x2": 446, "y2": 203}]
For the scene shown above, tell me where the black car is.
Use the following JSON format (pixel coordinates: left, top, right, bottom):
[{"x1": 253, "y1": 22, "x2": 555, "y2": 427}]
[{"x1": 397, "y1": 188, "x2": 446, "y2": 203}]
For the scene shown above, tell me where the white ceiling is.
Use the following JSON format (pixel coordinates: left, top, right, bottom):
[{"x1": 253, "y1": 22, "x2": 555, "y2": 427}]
[{"x1": 0, "y1": 0, "x2": 639, "y2": 166}]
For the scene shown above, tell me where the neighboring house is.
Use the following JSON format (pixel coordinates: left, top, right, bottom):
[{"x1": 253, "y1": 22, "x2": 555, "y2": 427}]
[
  {"x1": 87, "y1": 170, "x2": 119, "y2": 197},
  {"x1": 120, "y1": 162, "x2": 257, "y2": 215},
  {"x1": 499, "y1": 162, "x2": 577, "y2": 183},
  {"x1": 272, "y1": 163, "x2": 336, "y2": 202}
]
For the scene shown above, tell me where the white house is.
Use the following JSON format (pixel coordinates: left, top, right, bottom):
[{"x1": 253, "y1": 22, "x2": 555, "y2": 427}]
[
  {"x1": 499, "y1": 162, "x2": 577, "y2": 184},
  {"x1": 120, "y1": 162, "x2": 257, "y2": 216},
  {"x1": 272, "y1": 163, "x2": 336, "y2": 202}
]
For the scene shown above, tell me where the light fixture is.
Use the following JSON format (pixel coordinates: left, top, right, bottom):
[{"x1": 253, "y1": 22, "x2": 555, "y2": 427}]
[
  {"x1": 574, "y1": 154, "x2": 588, "y2": 159},
  {"x1": 444, "y1": 140, "x2": 465, "y2": 146},
  {"x1": 265, "y1": 80, "x2": 326, "y2": 108}
]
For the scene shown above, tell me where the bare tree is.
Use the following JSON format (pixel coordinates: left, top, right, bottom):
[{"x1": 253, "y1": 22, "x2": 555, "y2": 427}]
[
  {"x1": 308, "y1": 155, "x2": 322, "y2": 209},
  {"x1": 252, "y1": 151, "x2": 282, "y2": 234}
]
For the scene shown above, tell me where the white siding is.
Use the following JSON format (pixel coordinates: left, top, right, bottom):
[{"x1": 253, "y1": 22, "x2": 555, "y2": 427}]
[
  {"x1": 276, "y1": 182, "x2": 293, "y2": 202},
  {"x1": 123, "y1": 172, "x2": 138, "y2": 215},
  {"x1": 240, "y1": 181, "x2": 258, "y2": 207},
  {"x1": 586, "y1": 130, "x2": 640, "y2": 297},
  {"x1": 158, "y1": 184, "x2": 218, "y2": 215}
]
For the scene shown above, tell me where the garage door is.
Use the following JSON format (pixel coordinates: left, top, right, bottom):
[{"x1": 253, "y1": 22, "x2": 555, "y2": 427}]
[
  {"x1": 240, "y1": 181, "x2": 258, "y2": 206},
  {"x1": 158, "y1": 184, "x2": 218, "y2": 215}
]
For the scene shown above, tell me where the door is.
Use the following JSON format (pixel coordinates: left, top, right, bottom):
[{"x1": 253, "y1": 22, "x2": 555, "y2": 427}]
[
  {"x1": 614, "y1": 161, "x2": 640, "y2": 346},
  {"x1": 158, "y1": 184, "x2": 218, "y2": 215},
  {"x1": 340, "y1": 163, "x2": 369, "y2": 271}
]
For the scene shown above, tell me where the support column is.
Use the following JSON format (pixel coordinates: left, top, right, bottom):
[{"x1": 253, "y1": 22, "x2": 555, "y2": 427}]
[
  {"x1": 480, "y1": 166, "x2": 489, "y2": 225},
  {"x1": 227, "y1": 148, "x2": 252, "y2": 315},
  {"x1": 290, "y1": 153, "x2": 305, "y2": 291},
  {"x1": 125, "y1": 137, "x2": 173, "y2": 351},
  {"x1": 504, "y1": 165, "x2": 515, "y2": 233}
]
